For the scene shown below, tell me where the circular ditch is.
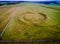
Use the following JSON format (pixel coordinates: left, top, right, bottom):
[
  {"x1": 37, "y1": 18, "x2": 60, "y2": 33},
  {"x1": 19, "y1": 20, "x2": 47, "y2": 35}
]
[{"x1": 17, "y1": 11, "x2": 48, "y2": 26}]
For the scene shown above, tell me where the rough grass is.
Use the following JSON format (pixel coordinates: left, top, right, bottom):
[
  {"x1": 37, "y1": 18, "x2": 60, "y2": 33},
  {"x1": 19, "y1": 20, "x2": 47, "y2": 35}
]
[
  {"x1": 0, "y1": 6, "x2": 16, "y2": 33},
  {"x1": 0, "y1": 3, "x2": 60, "y2": 41},
  {"x1": 0, "y1": 11, "x2": 9, "y2": 33}
]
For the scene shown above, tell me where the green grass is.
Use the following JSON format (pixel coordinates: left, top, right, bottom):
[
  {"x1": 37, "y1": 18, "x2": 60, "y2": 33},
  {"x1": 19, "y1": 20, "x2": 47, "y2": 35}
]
[
  {"x1": 0, "y1": 11, "x2": 9, "y2": 33},
  {"x1": 0, "y1": 3, "x2": 60, "y2": 41},
  {"x1": 40, "y1": 4, "x2": 60, "y2": 11},
  {"x1": 0, "y1": 6, "x2": 15, "y2": 33}
]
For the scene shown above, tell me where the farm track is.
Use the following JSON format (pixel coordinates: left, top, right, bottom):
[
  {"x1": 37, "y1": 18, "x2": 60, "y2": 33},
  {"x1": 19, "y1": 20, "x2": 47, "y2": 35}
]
[
  {"x1": 0, "y1": 7, "x2": 17, "y2": 32},
  {"x1": 0, "y1": 7, "x2": 21, "y2": 39},
  {"x1": 0, "y1": 3, "x2": 60, "y2": 41}
]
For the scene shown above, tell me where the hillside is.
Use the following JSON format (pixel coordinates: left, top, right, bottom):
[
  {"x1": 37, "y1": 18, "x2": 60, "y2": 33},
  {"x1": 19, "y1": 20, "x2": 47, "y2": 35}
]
[{"x1": 0, "y1": 3, "x2": 60, "y2": 43}]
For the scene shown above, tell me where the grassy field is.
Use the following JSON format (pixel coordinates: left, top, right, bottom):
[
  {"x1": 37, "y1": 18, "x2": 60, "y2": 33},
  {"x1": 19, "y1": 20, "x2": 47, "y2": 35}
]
[
  {"x1": 0, "y1": 5, "x2": 17, "y2": 33},
  {"x1": 0, "y1": 3, "x2": 60, "y2": 41},
  {"x1": 40, "y1": 4, "x2": 60, "y2": 11}
]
